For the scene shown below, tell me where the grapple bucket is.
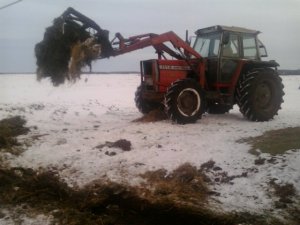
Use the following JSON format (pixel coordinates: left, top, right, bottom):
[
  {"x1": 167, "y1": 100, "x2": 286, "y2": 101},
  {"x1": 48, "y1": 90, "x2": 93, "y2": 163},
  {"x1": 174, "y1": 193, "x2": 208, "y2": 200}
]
[{"x1": 35, "y1": 7, "x2": 113, "y2": 85}]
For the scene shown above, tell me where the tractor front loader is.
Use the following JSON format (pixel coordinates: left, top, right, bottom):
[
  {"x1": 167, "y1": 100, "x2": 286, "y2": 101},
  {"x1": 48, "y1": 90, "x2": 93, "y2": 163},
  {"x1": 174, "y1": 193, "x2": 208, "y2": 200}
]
[{"x1": 36, "y1": 8, "x2": 284, "y2": 124}]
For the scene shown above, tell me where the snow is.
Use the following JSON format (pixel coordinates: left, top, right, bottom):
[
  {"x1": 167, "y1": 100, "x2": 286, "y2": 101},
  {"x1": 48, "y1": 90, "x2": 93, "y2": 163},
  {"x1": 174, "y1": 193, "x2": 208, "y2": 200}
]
[
  {"x1": 0, "y1": 74, "x2": 299, "y2": 215},
  {"x1": 0, "y1": 208, "x2": 52, "y2": 225}
]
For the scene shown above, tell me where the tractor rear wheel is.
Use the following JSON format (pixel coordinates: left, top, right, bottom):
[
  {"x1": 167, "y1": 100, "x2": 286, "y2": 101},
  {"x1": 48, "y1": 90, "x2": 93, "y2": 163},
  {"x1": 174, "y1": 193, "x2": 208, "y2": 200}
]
[
  {"x1": 135, "y1": 85, "x2": 161, "y2": 114},
  {"x1": 236, "y1": 68, "x2": 284, "y2": 121},
  {"x1": 165, "y1": 79, "x2": 205, "y2": 124}
]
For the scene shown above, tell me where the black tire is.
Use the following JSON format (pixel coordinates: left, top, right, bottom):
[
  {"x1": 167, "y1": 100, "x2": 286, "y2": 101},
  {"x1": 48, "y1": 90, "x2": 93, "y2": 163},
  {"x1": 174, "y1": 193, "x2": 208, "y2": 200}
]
[
  {"x1": 165, "y1": 79, "x2": 205, "y2": 124},
  {"x1": 235, "y1": 68, "x2": 284, "y2": 121},
  {"x1": 207, "y1": 102, "x2": 232, "y2": 114},
  {"x1": 135, "y1": 85, "x2": 161, "y2": 114}
]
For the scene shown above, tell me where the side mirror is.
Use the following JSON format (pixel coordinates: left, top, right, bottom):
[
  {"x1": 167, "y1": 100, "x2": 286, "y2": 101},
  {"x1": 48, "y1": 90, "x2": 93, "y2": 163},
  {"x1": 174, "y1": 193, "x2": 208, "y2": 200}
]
[
  {"x1": 222, "y1": 32, "x2": 230, "y2": 45},
  {"x1": 258, "y1": 39, "x2": 268, "y2": 57}
]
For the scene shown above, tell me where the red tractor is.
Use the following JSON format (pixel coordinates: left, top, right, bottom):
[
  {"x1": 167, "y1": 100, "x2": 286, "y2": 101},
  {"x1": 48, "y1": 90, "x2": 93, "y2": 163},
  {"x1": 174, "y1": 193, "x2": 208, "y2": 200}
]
[
  {"x1": 36, "y1": 8, "x2": 284, "y2": 124},
  {"x1": 129, "y1": 26, "x2": 285, "y2": 124}
]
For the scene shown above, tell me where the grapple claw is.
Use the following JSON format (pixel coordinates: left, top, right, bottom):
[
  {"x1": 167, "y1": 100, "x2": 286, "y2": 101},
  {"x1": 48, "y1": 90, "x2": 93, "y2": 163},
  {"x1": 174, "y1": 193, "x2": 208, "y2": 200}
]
[{"x1": 35, "y1": 7, "x2": 113, "y2": 85}]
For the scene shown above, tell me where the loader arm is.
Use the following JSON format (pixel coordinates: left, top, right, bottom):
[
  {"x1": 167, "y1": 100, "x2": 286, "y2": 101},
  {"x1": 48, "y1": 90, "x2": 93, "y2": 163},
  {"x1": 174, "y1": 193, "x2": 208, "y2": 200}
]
[
  {"x1": 35, "y1": 7, "x2": 203, "y2": 85},
  {"x1": 60, "y1": 7, "x2": 203, "y2": 60},
  {"x1": 110, "y1": 31, "x2": 202, "y2": 60}
]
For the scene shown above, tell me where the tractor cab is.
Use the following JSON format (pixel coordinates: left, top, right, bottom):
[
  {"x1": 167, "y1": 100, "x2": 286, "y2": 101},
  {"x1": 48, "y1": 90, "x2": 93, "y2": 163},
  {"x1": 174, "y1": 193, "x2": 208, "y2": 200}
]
[{"x1": 193, "y1": 25, "x2": 268, "y2": 91}]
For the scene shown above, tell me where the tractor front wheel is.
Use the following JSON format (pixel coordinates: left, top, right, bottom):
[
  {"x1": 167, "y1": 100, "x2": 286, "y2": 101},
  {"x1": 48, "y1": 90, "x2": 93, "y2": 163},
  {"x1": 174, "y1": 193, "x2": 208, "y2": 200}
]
[
  {"x1": 236, "y1": 69, "x2": 284, "y2": 121},
  {"x1": 165, "y1": 79, "x2": 205, "y2": 124}
]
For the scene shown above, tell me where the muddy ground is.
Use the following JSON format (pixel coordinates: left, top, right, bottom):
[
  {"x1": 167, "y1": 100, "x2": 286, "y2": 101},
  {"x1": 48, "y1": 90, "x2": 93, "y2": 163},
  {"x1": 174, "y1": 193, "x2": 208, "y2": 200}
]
[{"x1": 0, "y1": 115, "x2": 299, "y2": 225}]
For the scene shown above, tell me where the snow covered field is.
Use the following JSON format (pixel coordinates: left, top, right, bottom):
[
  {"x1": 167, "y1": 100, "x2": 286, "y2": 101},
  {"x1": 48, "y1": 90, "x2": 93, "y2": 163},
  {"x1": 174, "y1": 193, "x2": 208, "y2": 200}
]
[{"x1": 0, "y1": 74, "x2": 299, "y2": 218}]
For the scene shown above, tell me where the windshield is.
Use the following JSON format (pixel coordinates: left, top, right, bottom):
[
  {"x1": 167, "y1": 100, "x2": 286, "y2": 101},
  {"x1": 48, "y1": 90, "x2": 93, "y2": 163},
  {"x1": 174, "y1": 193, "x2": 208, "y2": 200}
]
[{"x1": 193, "y1": 33, "x2": 221, "y2": 58}]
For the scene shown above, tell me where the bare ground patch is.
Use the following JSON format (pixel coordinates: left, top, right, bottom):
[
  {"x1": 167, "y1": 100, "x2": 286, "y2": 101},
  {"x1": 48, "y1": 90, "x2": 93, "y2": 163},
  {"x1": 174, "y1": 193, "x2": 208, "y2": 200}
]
[
  {"x1": 237, "y1": 128, "x2": 300, "y2": 223},
  {"x1": 239, "y1": 127, "x2": 300, "y2": 155}
]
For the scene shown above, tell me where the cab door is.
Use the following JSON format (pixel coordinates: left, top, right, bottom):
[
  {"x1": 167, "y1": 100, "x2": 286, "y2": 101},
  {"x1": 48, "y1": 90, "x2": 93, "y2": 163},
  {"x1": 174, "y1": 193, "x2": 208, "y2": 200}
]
[
  {"x1": 219, "y1": 32, "x2": 241, "y2": 85},
  {"x1": 196, "y1": 33, "x2": 221, "y2": 89}
]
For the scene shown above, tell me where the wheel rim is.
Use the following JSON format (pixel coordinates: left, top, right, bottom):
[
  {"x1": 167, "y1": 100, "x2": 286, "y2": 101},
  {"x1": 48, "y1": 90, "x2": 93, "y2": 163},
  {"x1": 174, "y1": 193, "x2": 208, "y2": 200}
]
[
  {"x1": 255, "y1": 81, "x2": 273, "y2": 108},
  {"x1": 177, "y1": 88, "x2": 201, "y2": 116}
]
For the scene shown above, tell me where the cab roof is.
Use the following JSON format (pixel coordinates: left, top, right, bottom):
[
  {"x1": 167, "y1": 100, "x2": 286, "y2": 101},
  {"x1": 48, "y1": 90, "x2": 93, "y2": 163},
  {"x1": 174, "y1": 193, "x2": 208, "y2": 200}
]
[{"x1": 195, "y1": 25, "x2": 260, "y2": 35}]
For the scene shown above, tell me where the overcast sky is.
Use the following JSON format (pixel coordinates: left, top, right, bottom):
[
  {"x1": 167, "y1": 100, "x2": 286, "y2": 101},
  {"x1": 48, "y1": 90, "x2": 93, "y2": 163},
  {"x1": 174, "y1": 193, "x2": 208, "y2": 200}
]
[{"x1": 0, "y1": 0, "x2": 299, "y2": 73}]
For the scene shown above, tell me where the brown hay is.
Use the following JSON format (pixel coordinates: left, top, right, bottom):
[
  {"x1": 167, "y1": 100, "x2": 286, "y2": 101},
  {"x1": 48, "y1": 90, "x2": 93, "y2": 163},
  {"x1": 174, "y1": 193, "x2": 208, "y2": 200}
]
[
  {"x1": 35, "y1": 10, "x2": 113, "y2": 86},
  {"x1": 133, "y1": 109, "x2": 167, "y2": 123},
  {"x1": 0, "y1": 116, "x2": 29, "y2": 151},
  {"x1": 141, "y1": 163, "x2": 209, "y2": 205},
  {"x1": 35, "y1": 18, "x2": 89, "y2": 86},
  {"x1": 68, "y1": 37, "x2": 102, "y2": 82},
  {"x1": 0, "y1": 166, "x2": 284, "y2": 225}
]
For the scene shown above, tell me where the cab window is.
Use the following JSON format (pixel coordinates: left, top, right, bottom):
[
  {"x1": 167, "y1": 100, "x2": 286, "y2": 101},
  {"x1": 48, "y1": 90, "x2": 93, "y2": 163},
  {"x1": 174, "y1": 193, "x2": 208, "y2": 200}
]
[
  {"x1": 242, "y1": 35, "x2": 258, "y2": 59},
  {"x1": 193, "y1": 33, "x2": 221, "y2": 58},
  {"x1": 222, "y1": 34, "x2": 239, "y2": 57}
]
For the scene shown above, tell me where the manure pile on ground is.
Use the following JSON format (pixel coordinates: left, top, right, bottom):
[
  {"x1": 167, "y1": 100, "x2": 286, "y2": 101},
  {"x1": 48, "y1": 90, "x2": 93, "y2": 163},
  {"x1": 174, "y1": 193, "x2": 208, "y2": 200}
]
[
  {"x1": 133, "y1": 109, "x2": 167, "y2": 123},
  {"x1": 0, "y1": 116, "x2": 29, "y2": 151},
  {"x1": 0, "y1": 165, "x2": 282, "y2": 225}
]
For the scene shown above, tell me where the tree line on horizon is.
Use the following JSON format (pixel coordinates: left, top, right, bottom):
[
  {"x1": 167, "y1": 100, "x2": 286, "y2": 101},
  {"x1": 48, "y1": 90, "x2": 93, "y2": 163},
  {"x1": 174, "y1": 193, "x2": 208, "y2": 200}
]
[
  {"x1": 1, "y1": 70, "x2": 300, "y2": 75},
  {"x1": 278, "y1": 69, "x2": 300, "y2": 75}
]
